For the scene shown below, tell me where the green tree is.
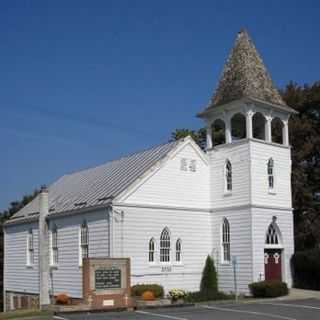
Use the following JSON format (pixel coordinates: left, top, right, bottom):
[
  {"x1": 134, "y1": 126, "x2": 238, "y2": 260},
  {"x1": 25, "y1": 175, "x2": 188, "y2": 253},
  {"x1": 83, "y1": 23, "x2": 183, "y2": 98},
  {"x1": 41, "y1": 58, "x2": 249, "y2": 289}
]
[
  {"x1": 0, "y1": 189, "x2": 39, "y2": 224},
  {"x1": 200, "y1": 255, "x2": 218, "y2": 297}
]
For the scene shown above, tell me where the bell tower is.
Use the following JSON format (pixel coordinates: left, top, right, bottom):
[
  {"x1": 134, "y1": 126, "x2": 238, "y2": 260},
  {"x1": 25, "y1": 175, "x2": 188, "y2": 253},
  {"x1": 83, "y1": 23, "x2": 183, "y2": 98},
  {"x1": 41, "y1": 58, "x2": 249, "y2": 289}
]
[{"x1": 197, "y1": 30, "x2": 296, "y2": 293}]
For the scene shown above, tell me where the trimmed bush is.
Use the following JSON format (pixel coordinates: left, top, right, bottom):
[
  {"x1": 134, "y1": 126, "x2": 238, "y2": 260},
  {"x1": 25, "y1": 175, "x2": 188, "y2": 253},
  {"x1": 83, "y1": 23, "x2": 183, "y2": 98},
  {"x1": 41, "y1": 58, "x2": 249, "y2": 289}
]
[
  {"x1": 291, "y1": 249, "x2": 320, "y2": 290},
  {"x1": 200, "y1": 255, "x2": 218, "y2": 298},
  {"x1": 131, "y1": 284, "x2": 164, "y2": 298},
  {"x1": 142, "y1": 290, "x2": 155, "y2": 301},
  {"x1": 249, "y1": 281, "x2": 288, "y2": 298},
  {"x1": 185, "y1": 290, "x2": 233, "y2": 302},
  {"x1": 55, "y1": 293, "x2": 69, "y2": 305}
]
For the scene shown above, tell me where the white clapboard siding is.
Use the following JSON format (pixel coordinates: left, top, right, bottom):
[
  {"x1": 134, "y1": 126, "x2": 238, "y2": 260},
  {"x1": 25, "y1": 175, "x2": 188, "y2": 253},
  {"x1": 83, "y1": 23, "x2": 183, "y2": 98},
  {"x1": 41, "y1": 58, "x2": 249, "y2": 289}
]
[
  {"x1": 211, "y1": 207, "x2": 253, "y2": 294},
  {"x1": 209, "y1": 141, "x2": 251, "y2": 209},
  {"x1": 48, "y1": 209, "x2": 109, "y2": 298},
  {"x1": 112, "y1": 205, "x2": 212, "y2": 293},
  {"x1": 4, "y1": 222, "x2": 40, "y2": 294},
  {"x1": 121, "y1": 142, "x2": 210, "y2": 209},
  {"x1": 4, "y1": 210, "x2": 109, "y2": 298},
  {"x1": 252, "y1": 207, "x2": 294, "y2": 287},
  {"x1": 250, "y1": 141, "x2": 292, "y2": 208}
]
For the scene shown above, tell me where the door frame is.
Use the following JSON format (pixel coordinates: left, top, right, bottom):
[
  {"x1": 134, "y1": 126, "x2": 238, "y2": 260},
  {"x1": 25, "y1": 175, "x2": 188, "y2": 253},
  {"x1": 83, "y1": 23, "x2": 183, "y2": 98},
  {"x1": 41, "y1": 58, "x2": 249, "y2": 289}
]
[{"x1": 264, "y1": 244, "x2": 284, "y2": 282}]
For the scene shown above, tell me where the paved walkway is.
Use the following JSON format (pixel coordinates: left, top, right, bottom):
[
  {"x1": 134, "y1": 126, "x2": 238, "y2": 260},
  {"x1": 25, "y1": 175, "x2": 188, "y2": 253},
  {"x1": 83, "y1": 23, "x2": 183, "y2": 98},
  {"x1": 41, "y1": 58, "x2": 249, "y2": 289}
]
[{"x1": 282, "y1": 288, "x2": 320, "y2": 300}]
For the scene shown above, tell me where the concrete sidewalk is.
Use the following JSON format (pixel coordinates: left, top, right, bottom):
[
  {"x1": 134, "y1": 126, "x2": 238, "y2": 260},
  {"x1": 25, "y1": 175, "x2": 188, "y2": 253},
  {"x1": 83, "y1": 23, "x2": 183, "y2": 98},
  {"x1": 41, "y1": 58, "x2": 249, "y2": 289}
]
[{"x1": 281, "y1": 288, "x2": 320, "y2": 300}]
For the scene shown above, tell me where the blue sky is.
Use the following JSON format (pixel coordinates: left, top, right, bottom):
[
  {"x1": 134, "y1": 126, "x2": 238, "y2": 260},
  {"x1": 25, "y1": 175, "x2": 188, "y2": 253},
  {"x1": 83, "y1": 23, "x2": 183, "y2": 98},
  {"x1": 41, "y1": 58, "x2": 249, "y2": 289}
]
[{"x1": 1, "y1": 0, "x2": 320, "y2": 211}]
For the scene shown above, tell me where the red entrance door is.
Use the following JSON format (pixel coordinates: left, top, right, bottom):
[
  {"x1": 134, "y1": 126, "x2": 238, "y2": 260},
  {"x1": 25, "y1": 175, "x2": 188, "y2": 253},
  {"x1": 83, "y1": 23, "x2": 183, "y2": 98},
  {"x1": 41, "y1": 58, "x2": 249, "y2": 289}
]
[{"x1": 264, "y1": 249, "x2": 282, "y2": 281}]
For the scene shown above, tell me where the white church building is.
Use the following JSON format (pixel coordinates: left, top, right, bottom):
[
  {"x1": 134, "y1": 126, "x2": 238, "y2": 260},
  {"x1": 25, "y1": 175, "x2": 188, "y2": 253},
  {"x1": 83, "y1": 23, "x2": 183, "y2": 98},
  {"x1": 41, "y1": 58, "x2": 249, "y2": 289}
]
[{"x1": 4, "y1": 30, "x2": 297, "y2": 310}]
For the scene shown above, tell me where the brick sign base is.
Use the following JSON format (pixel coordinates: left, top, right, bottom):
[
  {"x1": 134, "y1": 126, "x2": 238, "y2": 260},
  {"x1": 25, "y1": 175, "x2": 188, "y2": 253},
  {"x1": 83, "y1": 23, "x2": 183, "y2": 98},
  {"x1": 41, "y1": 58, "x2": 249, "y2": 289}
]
[{"x1": 83, "y1": 258, "x2": 133, "y2": 310}]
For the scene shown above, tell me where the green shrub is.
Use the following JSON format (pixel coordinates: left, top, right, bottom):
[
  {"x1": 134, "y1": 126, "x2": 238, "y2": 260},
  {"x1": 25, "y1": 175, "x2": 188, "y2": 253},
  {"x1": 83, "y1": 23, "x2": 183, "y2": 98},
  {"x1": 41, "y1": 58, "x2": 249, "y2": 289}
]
[
  {"x1": 249, "y1": 281, "x2": 288, "y2": 298},
  {"x1": 185, "y1": 291, "x2": 233, "y2": 302},
  {"x1": 131, "y1": 284, "x2": 164, "y2": 298},
  {"x1": 200, "y1": 255, "x2": 218, "y2": 298},
  {"x1": 291, "y1": 249, "x2": 320, "y2": 290}
]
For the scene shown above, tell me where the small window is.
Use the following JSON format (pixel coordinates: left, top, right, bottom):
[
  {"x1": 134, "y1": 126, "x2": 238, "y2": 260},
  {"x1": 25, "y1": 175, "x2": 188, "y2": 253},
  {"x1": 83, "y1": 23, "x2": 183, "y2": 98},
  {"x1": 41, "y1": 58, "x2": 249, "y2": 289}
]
[
  {"x1": 176, "y1": 239, "x2": 182, "y2": 262},
  {"x1": 225, "y1": 160, "x2": 232, "y2": 191},
  {"x1": 149, "y1": 238, "x2": 155, "y2": 262},
  {"x1": 80, "y1": 221, "x2": 89, "y2": 265},
  {"x1": 160, "y1": 228, "x2": 170, "y2": 263},
  {"x1": 268, "y1": 158, "x2": 274, "y2": 190},
  {"x1": 222, "y1": 218, "x2": 230, "y2": 263},
  {"x1": 180, "y1": 158, "x2": 187, "y2": 171},
  {"x1": 189, "y1": 160, "x2": 197, "y2": 172},
  {"x1": 266, "y1": 223, "x2": 279, "y2": 244},
  {"x1": 27, "y1": 229, "x2": 34, "y2": 265},
  {"x1": 51, "y1": 224, "x2": 58, "y2": 265}
]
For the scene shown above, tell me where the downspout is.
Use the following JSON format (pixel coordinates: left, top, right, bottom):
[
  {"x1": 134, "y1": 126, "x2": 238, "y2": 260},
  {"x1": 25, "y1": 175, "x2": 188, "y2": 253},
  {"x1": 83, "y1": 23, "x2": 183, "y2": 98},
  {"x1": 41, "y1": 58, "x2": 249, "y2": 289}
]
[
  {"x1": 3, "y1": 226, "x2": 6, "y2": 311},
  {"x1": 39, "y1": 186, "x2": 50, "y2": 309},
  {"x1": 107, "y1": 206, "x2": 113, "y2": 258}
]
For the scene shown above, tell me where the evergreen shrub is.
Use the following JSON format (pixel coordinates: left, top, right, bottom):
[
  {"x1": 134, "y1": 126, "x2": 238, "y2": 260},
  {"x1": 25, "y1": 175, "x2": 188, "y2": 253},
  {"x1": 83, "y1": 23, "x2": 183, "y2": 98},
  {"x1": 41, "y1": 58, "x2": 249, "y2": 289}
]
[{"x1": 249, "y1": 281, "x2": 288, "y2": 298}]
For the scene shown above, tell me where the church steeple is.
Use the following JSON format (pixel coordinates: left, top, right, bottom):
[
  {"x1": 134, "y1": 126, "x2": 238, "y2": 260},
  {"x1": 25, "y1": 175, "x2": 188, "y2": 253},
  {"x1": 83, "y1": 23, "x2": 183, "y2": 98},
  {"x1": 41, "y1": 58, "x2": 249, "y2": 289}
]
[
  {"x1": 197, "y1": 29, "x2": 297, "y2": 150},
  {"x1": 198, "y1": 29, "x2": 296, "y2": 117},
  {"x1": 211, "y1": 29, "x2": 286, "y2": 107}
]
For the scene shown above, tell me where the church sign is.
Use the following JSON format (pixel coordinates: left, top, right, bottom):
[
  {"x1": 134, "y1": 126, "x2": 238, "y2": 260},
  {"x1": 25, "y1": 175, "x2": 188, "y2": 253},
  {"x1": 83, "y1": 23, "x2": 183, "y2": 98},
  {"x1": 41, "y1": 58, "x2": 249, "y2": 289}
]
[
  {"x1": 95, "y1": 267, "x2": 121, "y2": 290},
  {"x1": 83, "y1": 258, "x2": 133, "y2": 310}
]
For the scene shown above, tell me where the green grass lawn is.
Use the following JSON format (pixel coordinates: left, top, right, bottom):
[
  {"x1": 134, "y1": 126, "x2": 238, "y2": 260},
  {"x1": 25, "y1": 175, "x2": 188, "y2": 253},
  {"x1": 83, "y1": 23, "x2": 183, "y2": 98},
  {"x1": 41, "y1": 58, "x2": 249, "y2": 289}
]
[{"x1": 0, "y1": 309, "x2": 53, "y2": 319}]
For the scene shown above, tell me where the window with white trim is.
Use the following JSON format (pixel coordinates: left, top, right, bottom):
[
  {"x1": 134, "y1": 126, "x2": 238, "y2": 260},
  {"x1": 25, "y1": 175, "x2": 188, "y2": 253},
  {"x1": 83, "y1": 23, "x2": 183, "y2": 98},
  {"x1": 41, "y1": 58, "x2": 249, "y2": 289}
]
[
  {"x1": 27, "y1": 229, "x2": 34, "y2": 266},
  {"x1": 222, "y1": 218, "x2": 230, "y2": 263},
  {"x1": 267, "y1": 158, "x2": 274, "y2": 190},
  {"x1": 51, "y1": 224, "x2": 58, "y2": 265},
  {"x1": 225, "y1": 160, "x2": 232, "y2": 191},
  {"x1": 160, "y1": 228, "x2": 170, "y2": 263},
  {"x1": 149, "y1": 238, "x2": 155, "y2": 262},
  {"x1": 175, "y1": 239, "x2": 182, "y2": 262},
  {"x1": 79, "y1": 221, "x2": 89, "y2": 265}
]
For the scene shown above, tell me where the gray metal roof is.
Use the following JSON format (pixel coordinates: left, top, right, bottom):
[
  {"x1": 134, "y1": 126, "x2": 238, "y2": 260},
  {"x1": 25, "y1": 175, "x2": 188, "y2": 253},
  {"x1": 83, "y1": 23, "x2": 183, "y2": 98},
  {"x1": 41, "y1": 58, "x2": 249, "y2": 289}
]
[{"x1": 10, "y1": 139, "x2": 181, "y2": 223}]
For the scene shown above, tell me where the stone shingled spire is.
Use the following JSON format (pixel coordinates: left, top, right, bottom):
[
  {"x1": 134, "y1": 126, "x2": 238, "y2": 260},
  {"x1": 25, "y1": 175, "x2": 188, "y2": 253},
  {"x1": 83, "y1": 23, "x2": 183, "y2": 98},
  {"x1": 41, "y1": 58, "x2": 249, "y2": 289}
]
[{"x1": 210, "y1": 29, "x2": 287, "y2": 108}]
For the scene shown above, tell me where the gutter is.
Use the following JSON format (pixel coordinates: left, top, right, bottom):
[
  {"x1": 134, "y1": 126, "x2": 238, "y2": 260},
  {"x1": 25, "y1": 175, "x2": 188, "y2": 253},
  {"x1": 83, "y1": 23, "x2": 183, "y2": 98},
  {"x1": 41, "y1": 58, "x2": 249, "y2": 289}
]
[{"x1": 4, "y1": 202, "x2": 113, "y2": 227}]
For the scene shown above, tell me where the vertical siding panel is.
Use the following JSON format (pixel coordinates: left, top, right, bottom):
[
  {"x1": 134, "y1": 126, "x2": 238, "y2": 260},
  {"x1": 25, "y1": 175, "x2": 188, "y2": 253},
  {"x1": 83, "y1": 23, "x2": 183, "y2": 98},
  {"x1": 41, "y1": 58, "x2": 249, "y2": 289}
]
[
  {"x1": 4, "y1": 222, "x2": 39, "y2": 294},
  {"x1": 49, "y1": 209, "x2": 109, "y2": 298},
  {"x1": 113, "y1": 206, "x2": 212, "y2": 293},
  {"x1": 209, "y1": 142, "x2": 251, "y2": 209},
  {"x1": 212, "y1": 208, "x2": 253, "y2": 294}
]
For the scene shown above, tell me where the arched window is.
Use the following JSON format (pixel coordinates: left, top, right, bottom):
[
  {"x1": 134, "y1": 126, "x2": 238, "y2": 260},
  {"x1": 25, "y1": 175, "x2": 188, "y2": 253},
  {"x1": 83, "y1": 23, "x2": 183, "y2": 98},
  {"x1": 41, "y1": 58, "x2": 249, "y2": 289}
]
[
  {"x1": 212, "y1": 119, "x2": 226, "y2": 146},
  {"x1": 176, "y1": 239, "x2": 182, "y2": 262},
  {"x1": 225, "y1": 160, "x2": 232, "y2": 192},
  {"x1": 149, "y1": 238, "x2": 155, "y2": 262},
  {"x1": 51, "y1": 224, "x2": 58, "y2": 265},
  {"x1": 160, "y1": 228, "x2": 170, "y2": 263},
  {"x1": 231, "y1": 113, "x2": 246, "y2": 141},
  {"x1": 271, "y1": 118, "x2": 284, "y2": 144},
  {"x1": 267, "y1": 158, "x2": 274, "y2": 190},
  {"x1": 27, "y1": 229, "x2": 34, "y2": 266},
  {"x1": 79, "y1": 220, "x2": 89, "y2": 265},
  {"x1": 266, "y1": 222, "x2": 280, "y2": 245},
  {"x1": 222, "y1": 218, "x2": 230, "y2": 263},
  {"x1": 252, "y1": 112, "x2": 266, "y2": 140}
]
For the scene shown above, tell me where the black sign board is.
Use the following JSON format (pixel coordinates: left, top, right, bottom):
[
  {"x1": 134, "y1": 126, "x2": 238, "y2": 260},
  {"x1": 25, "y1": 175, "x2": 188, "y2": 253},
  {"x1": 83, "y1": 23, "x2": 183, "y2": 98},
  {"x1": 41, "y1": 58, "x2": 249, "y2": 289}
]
[{"x1": 95, "y1": 267, "x2": 121, "y2": 290}]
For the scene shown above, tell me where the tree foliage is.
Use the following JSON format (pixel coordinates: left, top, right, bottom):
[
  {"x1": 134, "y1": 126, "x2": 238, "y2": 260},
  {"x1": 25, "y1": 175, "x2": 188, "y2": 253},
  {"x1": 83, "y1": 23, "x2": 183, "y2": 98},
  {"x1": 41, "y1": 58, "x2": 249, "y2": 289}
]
[
  {"x1": 0, "y1": 189, "x2": 39, "y2": 224},
  {"x1": 171, "y1": 81, "x2": 320, "y2": 250}
]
